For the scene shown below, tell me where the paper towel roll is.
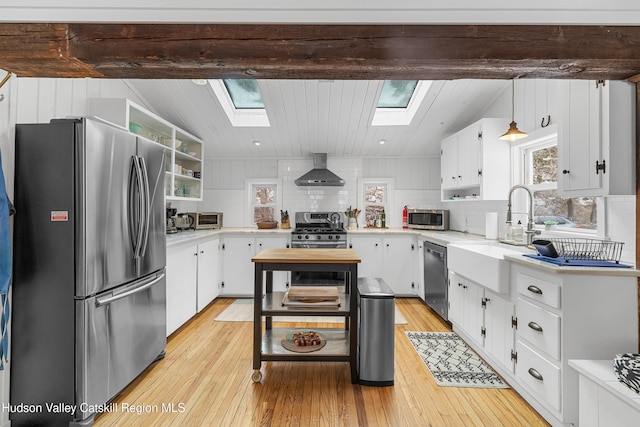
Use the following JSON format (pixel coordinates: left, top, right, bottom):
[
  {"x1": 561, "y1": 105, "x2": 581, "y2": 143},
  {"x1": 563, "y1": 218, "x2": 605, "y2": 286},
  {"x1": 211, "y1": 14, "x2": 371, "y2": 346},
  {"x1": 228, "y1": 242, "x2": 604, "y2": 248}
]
[{"x1": 485, "y1": 212, "x2": 498, "y2": 240}]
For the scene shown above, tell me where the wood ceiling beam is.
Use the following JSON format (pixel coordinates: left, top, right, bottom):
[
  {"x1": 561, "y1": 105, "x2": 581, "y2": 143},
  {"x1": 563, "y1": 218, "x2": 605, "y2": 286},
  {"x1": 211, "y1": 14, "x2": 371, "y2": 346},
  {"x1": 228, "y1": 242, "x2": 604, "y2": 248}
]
[{"x1": 1, "y1": 23, "x2": 640, "y2": 80}]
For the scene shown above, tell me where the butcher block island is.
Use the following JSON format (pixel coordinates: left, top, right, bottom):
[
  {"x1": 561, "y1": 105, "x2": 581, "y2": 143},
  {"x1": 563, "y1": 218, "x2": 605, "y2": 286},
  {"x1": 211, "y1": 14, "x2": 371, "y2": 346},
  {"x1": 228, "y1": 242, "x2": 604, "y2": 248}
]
[{"x1": 251, "y1": 248, "x2": 361, "y2": 383}]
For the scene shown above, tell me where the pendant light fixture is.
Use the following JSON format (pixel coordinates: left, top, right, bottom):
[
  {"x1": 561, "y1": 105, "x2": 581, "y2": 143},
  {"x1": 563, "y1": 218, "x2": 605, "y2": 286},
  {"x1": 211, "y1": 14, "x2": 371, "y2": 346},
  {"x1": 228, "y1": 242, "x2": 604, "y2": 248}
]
[{"x1": 499, "y1": 79, "x2": 528, "y2": 142}]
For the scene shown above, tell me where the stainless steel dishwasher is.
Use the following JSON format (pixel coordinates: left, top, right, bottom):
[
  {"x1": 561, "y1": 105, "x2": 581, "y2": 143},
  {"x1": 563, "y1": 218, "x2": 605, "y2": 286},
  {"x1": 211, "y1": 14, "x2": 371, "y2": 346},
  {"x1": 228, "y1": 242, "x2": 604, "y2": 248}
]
[{"x1": 423, "y1": 241, "x2": 448, "y2": 321}]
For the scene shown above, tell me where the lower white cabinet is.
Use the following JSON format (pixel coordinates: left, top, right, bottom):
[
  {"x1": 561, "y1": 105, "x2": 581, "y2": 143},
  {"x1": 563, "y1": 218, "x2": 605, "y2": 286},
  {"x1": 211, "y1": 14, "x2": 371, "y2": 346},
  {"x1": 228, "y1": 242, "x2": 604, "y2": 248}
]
[
  {"x1": 571, "y1": 359, "x2": 640, "y2": 427},
  {"x1": 448, "y1": 271, "x2": 514, "y2": 373},
  {"x1": 484, "y1": 289, "x2": 516, "y2": 374},
  {"x1": 196, "y1": 238, "x2": 220, "y2": 312},
  {"x1": 448, "y1": 261, "x2": 638, "y2": 427},
  {"x1": 349, "y1": 234, "x2": 418, "y2": 295},
  {"x1": 166, "y1": 243, "x2": 198, "y2": 336},
  {"x1": 221, "y1": 235, "x2": 289, "y2": 295},
  {"x1": 166, "y1": 237, "x2": 221, "y2": 336},
  {"x1": 448, "y1": 272, "x2": 484, "y2": 345}
]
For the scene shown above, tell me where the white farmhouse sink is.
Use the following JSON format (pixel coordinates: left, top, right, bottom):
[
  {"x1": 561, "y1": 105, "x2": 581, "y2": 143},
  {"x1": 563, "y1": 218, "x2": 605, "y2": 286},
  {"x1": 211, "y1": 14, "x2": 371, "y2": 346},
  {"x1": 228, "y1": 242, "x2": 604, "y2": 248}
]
[{"x1": 447, "y1": 242, "x2": 523, "y2": 293}]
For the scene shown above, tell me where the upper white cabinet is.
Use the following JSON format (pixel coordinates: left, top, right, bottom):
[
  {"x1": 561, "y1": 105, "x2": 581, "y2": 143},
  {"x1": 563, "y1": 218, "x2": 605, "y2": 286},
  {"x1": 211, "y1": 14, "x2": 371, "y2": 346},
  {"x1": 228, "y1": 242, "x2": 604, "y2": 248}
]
[
  {"x1": 441, "y1": 118, "x2": 512, "y2": 201},
  {"x1": 558, "y1": 80, "x2": 636, "y2": 197},
  {"x1": 90, "y1": 98, "x2": 204, "y2": 201}
]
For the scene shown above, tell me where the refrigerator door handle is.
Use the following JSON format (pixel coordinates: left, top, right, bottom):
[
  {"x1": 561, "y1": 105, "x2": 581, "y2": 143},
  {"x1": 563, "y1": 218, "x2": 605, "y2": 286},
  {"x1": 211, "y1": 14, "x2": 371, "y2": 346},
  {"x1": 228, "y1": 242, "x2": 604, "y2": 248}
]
[
  {"x1": 96, "y1": 272, "x2": 165, "y2": 307},
  {"x1": 129, "y1": 155, "x2": 145, "y2": 259},
  {"x1": 138, "y1": 156, "x2": 151, "y2": 257}
]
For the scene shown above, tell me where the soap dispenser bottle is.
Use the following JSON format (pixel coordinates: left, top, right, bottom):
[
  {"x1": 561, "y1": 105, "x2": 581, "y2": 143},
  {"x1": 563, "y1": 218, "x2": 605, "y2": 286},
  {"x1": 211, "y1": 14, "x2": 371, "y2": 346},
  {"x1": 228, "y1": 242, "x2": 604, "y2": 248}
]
[{"x1": 512, "y1": 220, "x2": 524, "y2": 244}]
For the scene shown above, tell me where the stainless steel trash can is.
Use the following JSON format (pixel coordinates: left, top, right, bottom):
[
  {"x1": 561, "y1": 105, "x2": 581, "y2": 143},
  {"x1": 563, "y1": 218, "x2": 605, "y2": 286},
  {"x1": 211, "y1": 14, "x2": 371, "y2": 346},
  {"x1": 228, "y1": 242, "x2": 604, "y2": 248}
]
[{"x1": 358, "y1": 277, "x2": 395, "y2": 386}]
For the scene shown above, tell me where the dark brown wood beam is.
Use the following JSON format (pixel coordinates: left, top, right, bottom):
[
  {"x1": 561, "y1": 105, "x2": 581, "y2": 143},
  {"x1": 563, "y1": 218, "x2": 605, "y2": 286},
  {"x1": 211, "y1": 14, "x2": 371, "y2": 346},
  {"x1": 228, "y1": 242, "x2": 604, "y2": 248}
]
[{"x1": 2, "y1": 23, "x2": 640, "y2": 80}]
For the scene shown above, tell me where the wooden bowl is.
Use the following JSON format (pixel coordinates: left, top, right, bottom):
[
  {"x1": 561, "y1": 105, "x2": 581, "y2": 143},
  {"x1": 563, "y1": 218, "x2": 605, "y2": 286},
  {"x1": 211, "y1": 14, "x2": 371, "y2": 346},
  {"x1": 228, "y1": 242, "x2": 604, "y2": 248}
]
[{"x1": 257, "y1": 221, "x2": 278, "y2": 229}]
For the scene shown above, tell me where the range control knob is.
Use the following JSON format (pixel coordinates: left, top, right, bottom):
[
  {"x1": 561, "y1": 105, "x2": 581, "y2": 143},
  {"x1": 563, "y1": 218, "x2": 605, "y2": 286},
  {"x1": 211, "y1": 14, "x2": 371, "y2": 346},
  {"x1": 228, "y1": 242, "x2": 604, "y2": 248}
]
[
  {"x1": 328, "y1": 235, "x2": 333, "y2": 240},
  {"x1": 304, "y1": 235, "x2": 309, "y2": 239}
]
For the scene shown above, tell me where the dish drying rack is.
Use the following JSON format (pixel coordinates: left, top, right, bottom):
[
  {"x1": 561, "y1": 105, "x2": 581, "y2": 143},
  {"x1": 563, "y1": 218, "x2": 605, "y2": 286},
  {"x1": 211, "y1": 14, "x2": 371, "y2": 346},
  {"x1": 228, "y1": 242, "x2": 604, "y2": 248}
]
[{"x1": 545, "y1": 238, "x2": 624, "y2": 263}]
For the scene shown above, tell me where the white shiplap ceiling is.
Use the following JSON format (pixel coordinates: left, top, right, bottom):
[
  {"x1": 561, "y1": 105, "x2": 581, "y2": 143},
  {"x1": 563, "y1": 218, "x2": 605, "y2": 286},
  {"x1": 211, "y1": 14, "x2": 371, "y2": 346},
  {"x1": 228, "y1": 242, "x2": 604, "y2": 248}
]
[{"x1": 125, "y1": 79, "x2": 510, "y2": 159}]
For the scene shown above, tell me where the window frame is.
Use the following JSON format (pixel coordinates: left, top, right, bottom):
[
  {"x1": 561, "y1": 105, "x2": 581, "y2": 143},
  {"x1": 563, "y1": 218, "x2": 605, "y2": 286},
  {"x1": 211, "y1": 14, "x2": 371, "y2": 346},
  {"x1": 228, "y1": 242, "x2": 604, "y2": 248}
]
[
  {"x1": 245, "y1": 179, "x2": 282, "y2": 227},
  {"x1": 515, "y1": 126, "x2": 599, "y2": 236},
  {"x1": 357, "y1": 178, "x2": 395, "y2": 227}
]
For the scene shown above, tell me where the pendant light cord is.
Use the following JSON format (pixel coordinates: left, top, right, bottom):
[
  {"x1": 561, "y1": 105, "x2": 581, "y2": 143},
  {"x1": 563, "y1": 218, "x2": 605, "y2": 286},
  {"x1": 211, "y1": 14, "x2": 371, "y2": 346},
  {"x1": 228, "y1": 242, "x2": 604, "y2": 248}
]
[{"x1": 510, "y1": 79, "x2": 515, "y2": 121}]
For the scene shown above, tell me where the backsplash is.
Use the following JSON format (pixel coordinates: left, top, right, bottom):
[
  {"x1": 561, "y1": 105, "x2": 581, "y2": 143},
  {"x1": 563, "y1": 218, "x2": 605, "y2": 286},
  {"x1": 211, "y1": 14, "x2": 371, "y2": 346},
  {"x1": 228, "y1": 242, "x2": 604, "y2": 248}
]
[{"x1": 196, "y1": 156, "x2": 442, "y2": 228}]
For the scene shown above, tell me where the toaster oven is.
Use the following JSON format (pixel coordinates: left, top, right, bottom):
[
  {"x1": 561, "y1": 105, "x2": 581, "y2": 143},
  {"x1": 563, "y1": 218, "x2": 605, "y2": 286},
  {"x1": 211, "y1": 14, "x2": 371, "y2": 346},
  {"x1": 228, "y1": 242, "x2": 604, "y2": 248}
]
[
  {"x1": 407, "y1": 209, "x2": 449, "y2": 230},
  {"x1": 185, "y1": 212, "x2": 223, "y2": 230}
]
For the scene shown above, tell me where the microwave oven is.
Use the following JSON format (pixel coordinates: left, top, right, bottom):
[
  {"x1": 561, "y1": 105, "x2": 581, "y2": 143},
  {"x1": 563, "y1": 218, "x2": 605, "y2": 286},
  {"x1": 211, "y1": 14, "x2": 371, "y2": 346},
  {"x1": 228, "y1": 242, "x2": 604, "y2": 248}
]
[
  {"x1": 407, "y1": 209, "x2": 449, "y2": 230},
  {"x1": 185, "y1": 212, "x2": 223, "y2": 230}
]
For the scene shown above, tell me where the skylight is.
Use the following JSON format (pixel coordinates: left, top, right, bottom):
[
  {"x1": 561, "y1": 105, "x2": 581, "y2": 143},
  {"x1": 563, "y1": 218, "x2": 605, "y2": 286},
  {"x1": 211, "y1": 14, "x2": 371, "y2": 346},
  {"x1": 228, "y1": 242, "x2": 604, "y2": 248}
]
[
  {"x1": 208, "y1": 79, "x2": 270, "y2": 127},
  {"x1": 377, "y1": 80, "x2": 418, "y2": 108},
  {"x1": 222, "y1": 79, "x2": 265, "y2": 109},
  {"x1": 371, "y1": 80, "x2": 432, "y2": 126}
]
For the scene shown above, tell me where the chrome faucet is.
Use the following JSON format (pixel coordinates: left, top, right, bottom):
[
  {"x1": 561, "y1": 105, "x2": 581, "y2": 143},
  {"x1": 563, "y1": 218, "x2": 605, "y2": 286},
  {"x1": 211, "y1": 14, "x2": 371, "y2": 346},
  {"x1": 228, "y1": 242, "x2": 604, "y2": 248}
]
[{"x1": 506, "y1": 184, "x2": 541, "y2": 246}]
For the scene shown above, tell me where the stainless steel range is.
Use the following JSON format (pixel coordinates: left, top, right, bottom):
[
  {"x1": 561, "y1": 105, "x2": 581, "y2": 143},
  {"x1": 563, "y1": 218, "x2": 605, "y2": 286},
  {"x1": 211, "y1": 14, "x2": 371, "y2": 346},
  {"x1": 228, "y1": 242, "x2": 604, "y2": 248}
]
[
  {"x1": 291, "y1": 211, "x2": 347, "y2": 285},
  {"x1": 291, "y1": 211, "x2": 347, "y2": 249}
]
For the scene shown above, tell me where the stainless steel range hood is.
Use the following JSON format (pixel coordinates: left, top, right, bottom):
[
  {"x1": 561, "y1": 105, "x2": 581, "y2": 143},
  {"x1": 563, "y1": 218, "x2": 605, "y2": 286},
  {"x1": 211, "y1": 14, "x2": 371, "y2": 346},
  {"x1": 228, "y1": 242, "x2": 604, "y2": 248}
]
[{"x1": 295, "y1": 153, "x2": 345, "y2": 186}]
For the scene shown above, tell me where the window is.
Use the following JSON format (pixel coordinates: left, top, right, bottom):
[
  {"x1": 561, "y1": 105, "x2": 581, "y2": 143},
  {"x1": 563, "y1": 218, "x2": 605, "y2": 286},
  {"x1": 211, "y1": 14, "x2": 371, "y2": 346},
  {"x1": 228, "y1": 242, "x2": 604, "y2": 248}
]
[
  {"x1": 359, "y1": 179, "x2": 394, "y2": 227},
  {"x1": 377, "y1": 80, "x2": 418, "y2": 108},
  {"x1": 371, "y1": 80, "x2": 432, "y2": 126},
  {"x1": 246, "y1": 179, "x2": 282, "y2": 226},
  {"x1": 222, "y1": 79, "x2": 265, "y2": 109},
  {"x1": 522, "y1": 135, "x2": 597, "y2": 231},
  {"x1": 208, "y1": 79, "x2": 270, "y2": 127}
]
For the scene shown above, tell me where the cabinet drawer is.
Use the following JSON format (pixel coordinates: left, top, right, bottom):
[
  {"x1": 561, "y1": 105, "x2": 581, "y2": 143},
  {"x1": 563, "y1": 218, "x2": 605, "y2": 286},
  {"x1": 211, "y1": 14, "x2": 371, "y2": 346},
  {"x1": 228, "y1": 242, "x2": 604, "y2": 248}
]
[
  {"x1": 516, "y1": 341, "x2": 561, "y2": 412},
  {"x1": 516, "y1": 272, "x2": 561, "y2": 309},
  {"x1": 517, "y1": 298, "x2": 561, "y2": 360}
]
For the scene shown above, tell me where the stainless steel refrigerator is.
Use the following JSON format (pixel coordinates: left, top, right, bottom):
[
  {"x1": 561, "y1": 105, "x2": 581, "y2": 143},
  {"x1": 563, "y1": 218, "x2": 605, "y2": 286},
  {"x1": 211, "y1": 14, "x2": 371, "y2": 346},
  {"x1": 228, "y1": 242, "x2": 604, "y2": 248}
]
[{"x1": 11, "y1": 117, "x2": 167, "y2": 426}]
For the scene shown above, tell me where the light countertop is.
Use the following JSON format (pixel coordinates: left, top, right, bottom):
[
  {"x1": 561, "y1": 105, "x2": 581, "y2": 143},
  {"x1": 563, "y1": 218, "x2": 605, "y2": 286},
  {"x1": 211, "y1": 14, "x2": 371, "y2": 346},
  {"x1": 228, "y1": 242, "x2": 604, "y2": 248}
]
[{"x1": 165, "y1": 227, "x2": 638, "y2": 276}]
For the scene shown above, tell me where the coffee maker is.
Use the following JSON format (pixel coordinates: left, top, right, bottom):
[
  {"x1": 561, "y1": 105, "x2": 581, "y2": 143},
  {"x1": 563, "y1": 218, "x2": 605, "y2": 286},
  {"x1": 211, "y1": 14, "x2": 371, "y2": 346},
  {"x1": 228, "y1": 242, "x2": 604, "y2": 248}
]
[{"x1": 166, "y1": 207, "x2": 177, "y2": 234}]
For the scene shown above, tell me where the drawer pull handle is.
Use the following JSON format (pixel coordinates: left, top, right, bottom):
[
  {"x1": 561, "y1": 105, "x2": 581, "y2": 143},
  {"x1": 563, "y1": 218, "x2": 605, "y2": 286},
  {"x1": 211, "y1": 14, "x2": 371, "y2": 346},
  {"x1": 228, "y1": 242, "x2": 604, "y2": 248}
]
[
  {"x1": 528, "y1": 321, "x2": 543, "y2": 332},
  {"x1": 527, "y1": 285, "x2": 543, "y2": 295},
  {"x1": 528, "y1": 368, "x2": 544, "y2": 381}
]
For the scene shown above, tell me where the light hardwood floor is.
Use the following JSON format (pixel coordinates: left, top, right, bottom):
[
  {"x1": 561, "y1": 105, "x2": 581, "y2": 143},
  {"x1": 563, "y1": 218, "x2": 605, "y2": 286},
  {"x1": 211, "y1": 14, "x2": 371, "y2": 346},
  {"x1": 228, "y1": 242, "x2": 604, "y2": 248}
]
[{"x1": 94, "y1": 298, "x2": 549, "y2": 426}]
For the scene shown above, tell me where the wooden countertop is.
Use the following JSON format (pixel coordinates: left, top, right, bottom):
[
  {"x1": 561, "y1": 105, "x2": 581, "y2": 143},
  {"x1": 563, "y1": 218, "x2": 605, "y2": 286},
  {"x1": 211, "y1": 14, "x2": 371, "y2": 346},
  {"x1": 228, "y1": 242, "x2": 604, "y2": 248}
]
[{"x1": 252, "y1": 248, "x2": 361, "y2": 264}]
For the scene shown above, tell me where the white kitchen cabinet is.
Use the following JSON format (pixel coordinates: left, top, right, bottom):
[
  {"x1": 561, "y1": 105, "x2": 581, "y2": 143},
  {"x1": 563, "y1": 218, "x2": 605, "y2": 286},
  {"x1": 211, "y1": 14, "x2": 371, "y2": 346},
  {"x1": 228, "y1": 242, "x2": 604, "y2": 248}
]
[
  {"x1": 90, "y1": 98, "x2": 204, "y2": 201},
  {"x1": 349, "y1": 235, "x2": 383, "y2": 278},
  {"x1": 382, "y1": 236, "x2": 418, "y2": 295},
  {"x1": 484, "y1": 290, "x2": 516, "y2": 374},
  {"x1": 440, "y1": 134, "x2": 459, "y2": 190},
  {"x1": 449, "y1": 258, "x2": 638, "y2": 426},
  {"x1": 349, "y1": 234, "x2": 418, "y2": 295},
  {"x1": 558, "y1": 80, "x2": 635, "y2": 197},
  {"x1": 571, "y1": 359, "x2": 640, "y2": 427},
  {"x1": 447, "y1": 272, "x2": 484, "y2": 346},
  {"x1": 221, "y1": 234, "x2": 290, "y2": 296},
  {"x1": 166, "y1": 237, "x2": 221, "y2": 336},
  {"x1": 440, "y1": 118, "x2": 512, "y2": 201},
  {"x1": 196, "y1": 238, "x2": 220, "y2": 312},
  {"x1": 166, "y1": 243, "x2": 198, "y2": 336},
  {"x1": 510, "y1": 264, "x2": 638, "y2": 426},
  {"x1": 256, "y1": 236, "x2": 290, "y2": 292}
]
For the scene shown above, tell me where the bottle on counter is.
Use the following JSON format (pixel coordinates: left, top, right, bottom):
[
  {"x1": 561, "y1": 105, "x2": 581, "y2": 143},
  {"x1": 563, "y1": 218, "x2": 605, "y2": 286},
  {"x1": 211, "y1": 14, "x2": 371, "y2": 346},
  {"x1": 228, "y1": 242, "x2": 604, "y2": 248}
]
[
  {"x1": 512, "y1": 220, "x2": 524, "y2": 243},
  {"x1": 504, "y1": 222, "x2": 513, "y2": 241},
  {"x1": 381, "y1": 210, "x2": 386, "y2": 228},
  {"x1": 375, "y1": 215, "x2": 382, "y2": 228},
  {"x1": 402, "y1": 206, "x2": 408, "y2": 229}
]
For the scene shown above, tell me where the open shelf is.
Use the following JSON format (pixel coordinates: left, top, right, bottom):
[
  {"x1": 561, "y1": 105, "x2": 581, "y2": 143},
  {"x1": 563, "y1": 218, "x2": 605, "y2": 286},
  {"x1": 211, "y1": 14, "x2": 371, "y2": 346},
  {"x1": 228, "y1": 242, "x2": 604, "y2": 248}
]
[
  {"x1": 261, "y1": 328, "x2": 350, "y2": 360},
  {"x1": 262, "y1": 292, "x2": 350, "y2": 316}
]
